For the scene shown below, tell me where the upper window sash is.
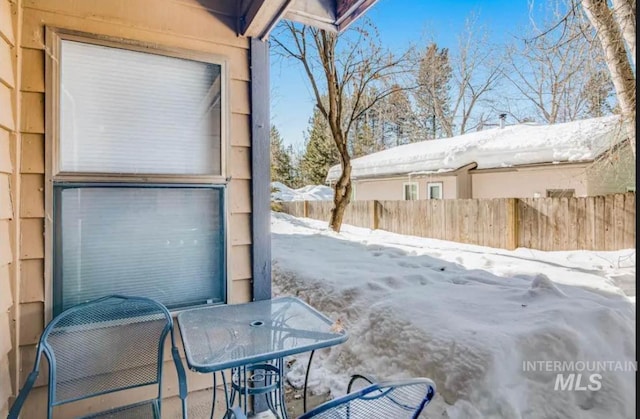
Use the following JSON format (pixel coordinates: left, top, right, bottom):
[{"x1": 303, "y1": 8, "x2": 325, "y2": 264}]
[
  {"x1": 46, "y1": 29, "x2": 228, "y2": 182},
  {"x1": 403, "y1": 182, "x2": 418, "y2": 200}
]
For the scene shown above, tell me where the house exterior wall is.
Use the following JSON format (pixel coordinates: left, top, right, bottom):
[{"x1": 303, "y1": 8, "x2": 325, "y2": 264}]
[
  {"x1": 1, "y1": 0, "x2": 18, "y2": 416},
  {"x1": 351, "y1": 163, "x2": 601, "y2": 201},
  {"x1": 471, "y1": 164, "x2": 590, "y2": 198},
  {"x1": 5, "y1": 0, "x2": 256, "y2": 415},
  {"x1": 586, "y1": 144, "x2": 636, "y2": 196},
  {"x1": 353, "y1": 175, "x2": 457, "y2": 201}
]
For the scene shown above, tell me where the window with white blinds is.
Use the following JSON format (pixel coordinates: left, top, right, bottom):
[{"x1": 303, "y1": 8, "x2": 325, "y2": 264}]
[
  {"x1": 59, "y1": 40, "x2": 222, "y2": 175},
  {"x1": 54, "y1": 186, "x2": 225, "y2": 314},
  {"x1": 52, "y1": 35, "x2": 227, "y2": 315}
]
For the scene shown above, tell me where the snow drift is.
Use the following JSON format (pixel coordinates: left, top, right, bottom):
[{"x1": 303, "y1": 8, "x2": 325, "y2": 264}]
[
  {"x1": 271, "y1": 182, "x2": 334, "y2": 202},
  {"x1": 271, "y1": 212, "x2": 636, "y2": 419}
]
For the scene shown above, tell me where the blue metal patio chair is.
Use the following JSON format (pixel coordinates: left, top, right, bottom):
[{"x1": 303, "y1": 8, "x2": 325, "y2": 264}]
[
  {"x1": 226, "y1": 377, "x2": 436, "y2": 419},
  {"x1": 297, "y1": 377, "x2": 436, "y2": 419},
  {"x1": 7, "y1": 295, "x2": 188, "y2": 419}
]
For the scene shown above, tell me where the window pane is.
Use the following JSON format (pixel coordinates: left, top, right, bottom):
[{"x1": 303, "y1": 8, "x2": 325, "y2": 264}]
[
  {"x1": 429, "y1": 184, "x2": 442, "y2": 199},
  {"x1": 60, "y1": 40, "x2": 221, "y2": 175},
  {"x1": 54, "y1": 186, "x2": 225, "y2": 314},
  {"x1": 404, "y1": 184, "x2": 417, "y2": 200}
]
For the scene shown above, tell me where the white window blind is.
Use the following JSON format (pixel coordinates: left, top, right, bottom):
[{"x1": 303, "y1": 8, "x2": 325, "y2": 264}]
[
  {"x1": 59, "y1": 40, "x2": 221, "y2": 175},
  {"x1": 55, "y1": 186, "x2": 225, "y2": 314}
]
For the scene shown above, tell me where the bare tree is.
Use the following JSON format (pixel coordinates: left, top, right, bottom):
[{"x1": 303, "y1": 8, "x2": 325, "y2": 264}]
[
  {"x1": 449, "y1": 14, "x2": 503, "y2": 134},
  {"x1": 503, "y1": 2, "x2": 604, "y2": 124},
  {"x1": 272, "y1": 21, "x2": 414, "y2": 232},
  {"x1": 580, "y1": 0, "x2": 636, "y2": 156}
]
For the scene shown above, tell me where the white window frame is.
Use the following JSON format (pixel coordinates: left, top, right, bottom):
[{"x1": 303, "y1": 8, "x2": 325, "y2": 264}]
[
  {"x1": 427, "y1": 182, "x2": 443, "y2": 199},
  {"x1": 403, "y1": 182, "x2": 419, "y2": 200},
  {"x1": 44, "y1": 28, "x2": 231, "y2": 321}
]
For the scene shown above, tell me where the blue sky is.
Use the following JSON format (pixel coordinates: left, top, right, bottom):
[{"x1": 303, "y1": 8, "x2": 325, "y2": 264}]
[{"x1": 270, "y1": 0, "x2": 544, "y2": 149}]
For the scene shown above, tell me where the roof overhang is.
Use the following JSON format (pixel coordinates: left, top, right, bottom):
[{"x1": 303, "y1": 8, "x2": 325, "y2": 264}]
[{"x1": 238, "y1": 0, "x2": 379, "y2": 39}]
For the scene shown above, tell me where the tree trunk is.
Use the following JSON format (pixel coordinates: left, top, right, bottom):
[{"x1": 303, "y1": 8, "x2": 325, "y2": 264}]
[
  {"x1": 582, "y1": 0, "x2": 636, "y2": 156},
  {"x1": 329, "y1": 150, "x2": 352, "y2": 232},
  {"x1": 611, "y1": 0, "x2": 636, "y2": 67}
]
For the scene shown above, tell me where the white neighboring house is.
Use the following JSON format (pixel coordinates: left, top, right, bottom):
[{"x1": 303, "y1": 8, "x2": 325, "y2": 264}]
[{"x1": 326, "y1": 116, "x2": 635, "y2": 200}]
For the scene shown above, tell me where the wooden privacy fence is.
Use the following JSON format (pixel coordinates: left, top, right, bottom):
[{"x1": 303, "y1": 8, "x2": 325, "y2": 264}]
[{"x1": 279, "y1": 193, "x2": 635, "y2": 251}]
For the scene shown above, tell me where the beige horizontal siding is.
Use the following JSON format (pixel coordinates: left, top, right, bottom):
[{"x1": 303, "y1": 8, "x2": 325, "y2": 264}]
[
  {"x1": 19, "y1": 48, "x2": 43, "y2": 92},
  {"x1": 19, "y1": 259, "x2": 43, "y2": 303},
  {"x1": 19, "y1": 92, "x2": 43, "y2": 133},
  {"x1": 0, "y1": 129, "x2": 11, "y2": 173},
  {"x1": 229, "y1": 179, "x2": 252, "y2": 213},
  {"x1": 20, "y1": 133, "x2": 43, "y2": 174},
  {"x1": 0, "y1": 0, "x2": 14, "y2": 45},
  {"x1": 230, "y1": 213, "x2": 252, "y2": 246},
  {"x1": 19, "y1": 174, "x2": 43, "y2": 218},
  {"x1": 230, "y1": 146, "x2": 251, "y2": 180},
  {"x1": 20, "y1": 7, "x2": 248, "y2": 53},
  {"x1": 18, "y1": 301, "x2": 43, "y2": 346},
  {"x1": 23, "y1": 0, "x2": 246, "y2": 48},
  {"x1": 0, "y1": 1, "x2": 14, "y2": 416},
  {"x1": 230, "y1": 278, "x2": 252, "y2": 304},
  {"x1": 0, "y1": 173, "x2": 11, "y2": 219},
  {"x1": 230, "y1": 80, "x2": 251, "y2": 114},
  {"x1": 18, "y1": 217, "x2": 42, "y2": 259},
  {"x1": 230, "y1": 244, "x2": 252, "y2": 280},
  {"x1": 230, "y1": 113, "x2": 251, "y2": 147},
  {"x1": 0, "y1": 37, "x2": 14, "y2": 88},
  {"x1": 0, "y1": 83, "x2": 14, "y2": 131},
  {"x1": 0, "y1": 220, "x2": 12, "y2": 265}
]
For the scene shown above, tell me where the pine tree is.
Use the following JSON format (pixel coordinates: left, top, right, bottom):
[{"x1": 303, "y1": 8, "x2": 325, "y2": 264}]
[
  {"x1": 352, "y1": 122, "x2": 377, "y2": 158},
  {"x1": 286, "y1": 144, "x2": 304, "y2": 188},
  {"x1": 582, "y1": 69, "x2": 614, "y2": 118},
  {"x1": 270, "y1": 125, "x2": 294, "y2": 185},
  {"x1": 300, "y1": 108, "x2": 339, "y2": 185},
  {"x1": 415, "y1": 44, "x2": 453, "y2": 139},
  {"x1": 385, "y1": 86, "x2": 416, "y2": 145}
]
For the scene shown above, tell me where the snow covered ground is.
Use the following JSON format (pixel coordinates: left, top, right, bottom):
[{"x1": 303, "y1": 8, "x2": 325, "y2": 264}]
[
  {"x1": 271, "y1": 212, "x2": 636, "y2": 419},
  {"x1": 271, "y1": 182, "x2": 334, "y2": 202}
]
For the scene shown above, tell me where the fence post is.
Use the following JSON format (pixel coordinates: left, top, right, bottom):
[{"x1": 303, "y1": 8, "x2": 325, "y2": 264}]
[
  {"x1": 303, "y1": 200, "x2": 309, "y2": 218},
  {"x1": 370, "y1": 200, "x2": 380, "y2": 230},
  {"x1": 506, "y1": 198, "x2": 519, "y2": 250}
]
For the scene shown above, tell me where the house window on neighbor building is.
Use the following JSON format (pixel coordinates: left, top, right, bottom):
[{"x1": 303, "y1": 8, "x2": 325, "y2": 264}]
[
  {"x1": 403, "y1": 182, "x2": 418, "y2": 200},
  {"x1": 49, "y1": 32, "x2": 227, "y2": 316},
  {"x1": 546, "y1": 189, "x2": 575, "y2": 198},
  {"x1": 427, "y1": 182, "x2": 443, "y2": 199}
]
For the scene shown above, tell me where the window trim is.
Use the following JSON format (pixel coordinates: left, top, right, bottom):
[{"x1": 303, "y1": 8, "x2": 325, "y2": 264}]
[
  {"x1": 427, "y1": 182, "x2": 443, "y2": 199},
  {"x1": 403, "y1": 182, "x2": 419, "y2": 200},
  {"x1": 46, "y1": 28, "x2": 230, "y2": 181},
  {"x1": 44, "y1": 27, "x2": 231, "y2": 322}
]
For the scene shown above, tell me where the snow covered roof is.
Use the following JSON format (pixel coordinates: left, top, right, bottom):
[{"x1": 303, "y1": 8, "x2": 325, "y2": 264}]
[{"x1": 326, "y1": 116, "x2": 625, "y2": 181}]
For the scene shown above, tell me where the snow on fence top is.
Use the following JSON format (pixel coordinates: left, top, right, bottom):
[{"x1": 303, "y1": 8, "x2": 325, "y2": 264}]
[{"x1": 326, "y1": 115, "x2": 624, "y2": 181}]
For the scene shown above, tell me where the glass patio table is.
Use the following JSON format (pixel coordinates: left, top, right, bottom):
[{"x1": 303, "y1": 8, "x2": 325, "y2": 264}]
[{"x1": 177, "y1": 296, "x2": 348, "y2": 418}]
